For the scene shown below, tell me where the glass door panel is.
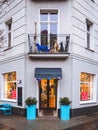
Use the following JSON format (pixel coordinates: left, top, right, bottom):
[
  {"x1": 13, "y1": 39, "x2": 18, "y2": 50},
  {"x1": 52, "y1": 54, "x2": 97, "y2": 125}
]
[
  {"x1": 40, "y1": 79, "x2": 48, "y2": 109},
  {"x1": 40, "y1": 12, "x2": 58, "y2": 48},
  {"x1": 49, "y1": 79, "x2": 56, "y2": 108},
  {"x1": 39, "y1": 78, "x2": 57, "y2": 110}
]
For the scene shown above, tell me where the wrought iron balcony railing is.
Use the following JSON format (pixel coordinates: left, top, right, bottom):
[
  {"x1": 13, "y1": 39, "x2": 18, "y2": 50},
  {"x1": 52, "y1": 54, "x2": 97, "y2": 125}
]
[{"x1": 28, "y1": 34, "x2": 70, "y2": 59}]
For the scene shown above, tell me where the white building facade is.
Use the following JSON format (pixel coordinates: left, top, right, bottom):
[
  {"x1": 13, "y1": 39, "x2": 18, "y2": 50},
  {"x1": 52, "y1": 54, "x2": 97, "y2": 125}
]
[{"x1": 0, "y1": 0, "x2": 98, "y2": 117}]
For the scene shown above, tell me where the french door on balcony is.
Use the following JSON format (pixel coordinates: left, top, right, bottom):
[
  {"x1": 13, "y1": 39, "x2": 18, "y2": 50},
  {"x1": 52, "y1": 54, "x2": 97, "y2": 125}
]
[
  {"x1": 40, "y1": 10, "x2": 58, "y2": 48},
  {"x1": 39, "y1": 79, "x2": 58, "y2": 112}
]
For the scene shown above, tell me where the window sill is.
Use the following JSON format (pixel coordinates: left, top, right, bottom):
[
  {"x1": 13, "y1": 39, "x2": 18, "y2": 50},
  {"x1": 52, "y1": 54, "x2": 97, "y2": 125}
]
[
  {"x1": 4, "y1": 47, "x2": 13, "y2": 51},
  {"x1": 80, "y1": 100, "x2": 96, "y2": 105},
  {"x1": 85, "y1": 47, "x2": 94, "y2": 52},
  {"x1": 0, "y1": 99, "x2": 17, "y2": 103}
]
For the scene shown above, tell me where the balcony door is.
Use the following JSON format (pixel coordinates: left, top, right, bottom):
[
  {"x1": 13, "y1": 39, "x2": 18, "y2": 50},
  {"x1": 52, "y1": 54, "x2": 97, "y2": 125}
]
[
  {"x1": 40, "y1": 10, "x2": 58, "y2": 48},
  {"x1": 39, "y1": 78, "x2": 58, "y2": 115}
]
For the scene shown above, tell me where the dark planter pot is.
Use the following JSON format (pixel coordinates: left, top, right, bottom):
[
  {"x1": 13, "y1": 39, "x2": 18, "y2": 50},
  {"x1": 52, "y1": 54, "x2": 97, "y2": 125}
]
[
  {"x1": 26, "y1": 105, "x2": 36, "y2": 120},
  {"x1": 60, "y1": 105, "x2": 70, "y2": 120}
]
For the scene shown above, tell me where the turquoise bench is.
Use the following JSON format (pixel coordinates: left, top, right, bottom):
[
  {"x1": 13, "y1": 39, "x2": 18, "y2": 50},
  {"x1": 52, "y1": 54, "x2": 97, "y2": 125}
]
[{"x1": 0, "y1": 104, "x2": 12, "y2": 116}]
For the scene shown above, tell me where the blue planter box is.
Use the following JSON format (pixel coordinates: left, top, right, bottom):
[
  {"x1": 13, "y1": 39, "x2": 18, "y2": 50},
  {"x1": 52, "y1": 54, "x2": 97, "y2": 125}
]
[
  {"x1": 27, "y1": 105, "x2": 36, "y2": 120},
  {"x1": 60, "y1": 105, "x2": 70, "y2": 120}
]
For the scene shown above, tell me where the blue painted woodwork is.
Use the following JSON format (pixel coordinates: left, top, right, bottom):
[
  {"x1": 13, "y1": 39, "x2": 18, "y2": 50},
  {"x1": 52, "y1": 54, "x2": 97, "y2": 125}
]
[{"x1": 0, "y1": 104, "x2": 12, "y2": 116}]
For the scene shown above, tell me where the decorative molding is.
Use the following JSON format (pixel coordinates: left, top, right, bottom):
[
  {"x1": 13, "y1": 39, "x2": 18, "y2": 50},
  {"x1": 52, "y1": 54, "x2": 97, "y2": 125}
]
[
  {"x1": 91, "y1": 0, "x2": 95, "y2": 3},
  {"x1": 0, "y1": 0, "x2": 8, "y2": 6}
]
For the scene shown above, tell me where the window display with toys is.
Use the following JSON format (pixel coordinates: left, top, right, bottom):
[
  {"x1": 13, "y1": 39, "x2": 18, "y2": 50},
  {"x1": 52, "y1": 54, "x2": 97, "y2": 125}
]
[{"x1": 4, "y1": 72, "x2": 17, "y2": 100}]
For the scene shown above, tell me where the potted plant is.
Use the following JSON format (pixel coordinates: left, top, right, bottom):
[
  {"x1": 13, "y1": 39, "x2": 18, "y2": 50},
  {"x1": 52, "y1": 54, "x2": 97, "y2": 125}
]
[
  {"x1": 25, "y1": 97, "x2": 37, "y2": 120},
  {"x1": 59, "y1": 97, "x2": 71, "y2": 120}
]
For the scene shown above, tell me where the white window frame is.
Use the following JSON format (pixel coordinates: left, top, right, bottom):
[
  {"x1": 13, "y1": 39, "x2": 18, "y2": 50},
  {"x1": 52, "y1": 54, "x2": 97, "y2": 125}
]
[
  {"x1": 85, "y1": 19, "x2": 94, "y2": 51},
  {"x1": 80, "y1": 72, "x2": 97, "y2": 104},
  {"x1": 5, "y1": 19, "x2": 13, "y2": 48},
  {"x1": 38, "y1": 8, "x2": 60, "y2": 31},
  {"x1": 39, "y1": 9, "x2": 58, "y2": 45},
  {"x1": 40, "y1": 10, "x2": 58, "y2": 35},
  {"x1": 1, "y1": 71, "x2": 17, "y2": 102},
  {"x1": 38, "y1": 9, "x2": 59, "y2": 45}
]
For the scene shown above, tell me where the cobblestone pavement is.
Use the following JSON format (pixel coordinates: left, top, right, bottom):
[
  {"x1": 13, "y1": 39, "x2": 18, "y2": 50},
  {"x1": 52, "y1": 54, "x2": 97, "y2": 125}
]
[
  {"x1": 63, "y1": 119, "x2": 98, "y2": 130},
  {"x1": 0, "y1": 123, "x2": 16, "y2": 130},
  {"x1": 0, "y1": 113, "x2": 98, "y2": 130}
]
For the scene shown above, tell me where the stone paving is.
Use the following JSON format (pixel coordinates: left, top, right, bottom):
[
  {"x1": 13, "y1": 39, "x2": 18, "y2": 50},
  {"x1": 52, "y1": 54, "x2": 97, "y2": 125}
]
[
  {"x1": 0, "y1": 113, "x2": 98, "y2": 130},
  {"x1": 0, "y1": 123, "x2": 16, "y2": 130},
  {"x1": 63, "y1": 119, "x2": 98, "y2": 130}
]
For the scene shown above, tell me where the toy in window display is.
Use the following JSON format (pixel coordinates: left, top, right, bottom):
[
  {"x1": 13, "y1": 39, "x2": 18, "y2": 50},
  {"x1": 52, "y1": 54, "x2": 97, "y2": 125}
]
[
  {"x1": 81, "y1": 91, "x2": 88, "y2": 101},
  {"x1": 12, "y1": 90, "x2": 16, "y2": 99},
  {"x1": 12, "y1": 83, "x2": 16, "y2": 99},
  {"x1": 7, "y1": 87, "x2": 12, "y2": 99},
  {"x1": 8, "y1": 73, "x2": 13, "y2": 81},
  {"x1": 7, "y1": 83, "x2": 16, "y2": 99}
]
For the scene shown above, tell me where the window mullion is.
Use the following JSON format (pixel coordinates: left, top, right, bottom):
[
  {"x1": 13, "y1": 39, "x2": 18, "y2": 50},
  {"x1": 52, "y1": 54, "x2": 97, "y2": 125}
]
[{"x1": 48, "y1": 13, "x2": 50, "y2": 42}]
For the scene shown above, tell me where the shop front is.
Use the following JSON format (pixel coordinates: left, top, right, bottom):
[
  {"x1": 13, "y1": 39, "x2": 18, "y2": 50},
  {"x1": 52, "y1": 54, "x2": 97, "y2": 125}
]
[{"x1": 35, "y1": 68, "x2": 62, "y2": 117}]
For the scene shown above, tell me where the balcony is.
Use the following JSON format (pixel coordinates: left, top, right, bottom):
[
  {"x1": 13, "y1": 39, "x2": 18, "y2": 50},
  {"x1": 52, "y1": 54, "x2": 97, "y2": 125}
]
[{"x1": 28, "y1": 34, "x2": 70, "y2": 59}]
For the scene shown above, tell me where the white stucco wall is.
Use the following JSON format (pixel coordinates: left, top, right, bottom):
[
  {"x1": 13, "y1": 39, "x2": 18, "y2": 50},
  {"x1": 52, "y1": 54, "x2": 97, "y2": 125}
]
[
  {"x1": 25, "y1": 56, "x2": 72, "y2": 109},
  {"x1": 72, "y1": 0, "x2": 98, "y2": 61},
  {"x1": 0, "y1": 0, "x2": 98, "y2": 112},
  {"x1": 0, "y1": 55, "x2": 25, "y2": 108},
  {"x1": 26, "y1": 0, "x2": 72, "y2": 53},
  {"x1": 26, "y1": 0, "x2": 72, "y2": 34},
  {"x1": 0, "y1": 0, "x2": 26, "y2": 60},
  {"x1": 71, "y1": 54, "x2": 98, "y2": 109}
]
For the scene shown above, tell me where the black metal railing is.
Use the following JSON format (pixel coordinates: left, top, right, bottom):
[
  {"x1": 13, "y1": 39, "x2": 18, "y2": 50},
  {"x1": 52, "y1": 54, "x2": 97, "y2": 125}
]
[{"x1": 28, "y1": 34, "x2": 70, "y2": 54}]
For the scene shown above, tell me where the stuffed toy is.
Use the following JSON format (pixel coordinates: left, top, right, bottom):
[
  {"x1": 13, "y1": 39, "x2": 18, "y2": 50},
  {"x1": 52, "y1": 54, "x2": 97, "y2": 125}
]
[{"x1": 35, "y1": 43, "x2": 50, "y2": 52}]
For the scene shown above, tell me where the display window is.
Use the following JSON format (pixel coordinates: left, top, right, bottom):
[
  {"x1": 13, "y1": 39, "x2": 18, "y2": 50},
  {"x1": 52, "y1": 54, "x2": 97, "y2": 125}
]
[
  {"x1": 80, "y1": 72, "x2": 96, "y2": 103},
  {"x1": 4, "y1": 71, "x2": 17, "y2": 100}
]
